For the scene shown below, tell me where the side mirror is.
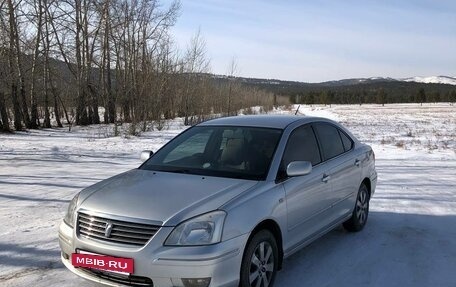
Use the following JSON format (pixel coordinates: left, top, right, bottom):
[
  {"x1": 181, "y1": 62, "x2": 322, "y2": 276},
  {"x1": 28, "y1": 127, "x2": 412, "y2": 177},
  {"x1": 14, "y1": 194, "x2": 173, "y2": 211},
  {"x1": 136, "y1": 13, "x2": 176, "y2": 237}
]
[
  {"x1": 140, "y1": 150, "x2": 153, "y2": 162},
  {"x1": 286, "y1": 161, "x2": 312, "y2": 177}
]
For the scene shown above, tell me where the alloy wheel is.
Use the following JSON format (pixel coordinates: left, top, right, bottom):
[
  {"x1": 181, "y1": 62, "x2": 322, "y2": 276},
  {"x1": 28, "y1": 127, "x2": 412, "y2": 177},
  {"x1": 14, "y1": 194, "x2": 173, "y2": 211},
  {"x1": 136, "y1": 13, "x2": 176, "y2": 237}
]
[
  {"x1": 249, "y1": 241, "x2": 275, "y2": 287},
  {"x1": 356, "y1": 188, "x2": 368, "y2": 225}
]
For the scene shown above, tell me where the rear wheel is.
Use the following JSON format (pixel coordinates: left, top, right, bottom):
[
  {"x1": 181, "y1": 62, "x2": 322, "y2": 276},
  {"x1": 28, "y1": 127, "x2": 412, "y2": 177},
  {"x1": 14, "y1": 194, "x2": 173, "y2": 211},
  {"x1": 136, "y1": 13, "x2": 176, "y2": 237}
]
[
  {"x1": 343, "y1": 183, "x2": 369, "y2": 232},
  {"x1": 240, "y1": 230, "x2": 278, "y2": 287}
]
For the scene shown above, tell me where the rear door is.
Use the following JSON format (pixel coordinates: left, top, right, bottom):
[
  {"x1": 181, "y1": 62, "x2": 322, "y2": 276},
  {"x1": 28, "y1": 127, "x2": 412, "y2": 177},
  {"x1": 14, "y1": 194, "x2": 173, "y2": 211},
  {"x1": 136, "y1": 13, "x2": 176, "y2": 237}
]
[{"x1": 313, "y1": 123, "x2": 361, "y2": 220}]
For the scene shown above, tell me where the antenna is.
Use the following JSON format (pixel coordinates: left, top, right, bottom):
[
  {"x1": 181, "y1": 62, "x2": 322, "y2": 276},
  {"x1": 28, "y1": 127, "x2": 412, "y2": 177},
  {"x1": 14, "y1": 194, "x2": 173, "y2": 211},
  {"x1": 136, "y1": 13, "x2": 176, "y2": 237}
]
[{"x1": 294, "y1": 105, "x2": 300, "y2": 115}]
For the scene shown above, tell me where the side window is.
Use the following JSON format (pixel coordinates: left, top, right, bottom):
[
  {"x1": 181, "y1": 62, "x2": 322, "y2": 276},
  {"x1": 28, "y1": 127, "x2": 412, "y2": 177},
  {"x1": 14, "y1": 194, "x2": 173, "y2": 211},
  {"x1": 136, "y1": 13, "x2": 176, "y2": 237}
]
[
  {"x1": 314, "y1": 123, "x2": 345, "y2": 160},
  {"x1": 281, "y1": 125, "x2": 322, "y2": 169},
  {"x1": 339, "y1": 130, "x2": 353, "y2": 151}
]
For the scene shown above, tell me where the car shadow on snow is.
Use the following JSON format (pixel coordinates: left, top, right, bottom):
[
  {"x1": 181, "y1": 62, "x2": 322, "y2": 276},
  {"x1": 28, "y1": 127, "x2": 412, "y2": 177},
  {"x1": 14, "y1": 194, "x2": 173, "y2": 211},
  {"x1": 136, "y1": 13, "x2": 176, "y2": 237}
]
[
  {"x1": 0, "y1": 181, "x2": 87, "y2": 190},
  {"x1": 275, "y1": 211, "x2": 456, "y2": 287},
  {"x1": 0, "y1": 242, "x2": 63, "y2": 270},
  {"x1": 0, "y1": 193, "x2": 71, "y2": 203},
  {"x1": 0, "y1": 174, "x2": 104, "y2": 182},
  {"x1": 0, "y1": 155, "x2": 127, "y2": 166}
]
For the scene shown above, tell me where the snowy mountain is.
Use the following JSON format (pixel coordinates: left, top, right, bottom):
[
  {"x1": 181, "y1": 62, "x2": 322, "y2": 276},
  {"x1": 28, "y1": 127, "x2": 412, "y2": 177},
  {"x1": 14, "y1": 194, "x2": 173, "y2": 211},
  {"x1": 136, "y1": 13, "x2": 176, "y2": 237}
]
[
  {"x1": 317, "y1": 76, "x2": 456, "y2": 86},
  {"x1": 402, "y1": 76, "x2": 456, "y2": 85}
]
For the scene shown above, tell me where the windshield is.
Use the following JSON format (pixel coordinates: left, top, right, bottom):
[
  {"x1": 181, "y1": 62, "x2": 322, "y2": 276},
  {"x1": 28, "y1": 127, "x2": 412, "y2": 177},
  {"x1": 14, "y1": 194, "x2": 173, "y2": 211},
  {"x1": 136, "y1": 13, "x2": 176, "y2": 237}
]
[{"x1": 140, "y1": 126, "x2": 283, "y2": 180}]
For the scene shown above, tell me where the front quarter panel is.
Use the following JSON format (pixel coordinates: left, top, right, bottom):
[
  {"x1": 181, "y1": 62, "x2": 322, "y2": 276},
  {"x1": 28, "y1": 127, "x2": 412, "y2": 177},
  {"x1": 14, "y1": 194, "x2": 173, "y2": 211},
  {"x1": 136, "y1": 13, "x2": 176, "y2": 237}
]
[{"x1": 221, "y1": 182, "x2": 287, "y2": 242}]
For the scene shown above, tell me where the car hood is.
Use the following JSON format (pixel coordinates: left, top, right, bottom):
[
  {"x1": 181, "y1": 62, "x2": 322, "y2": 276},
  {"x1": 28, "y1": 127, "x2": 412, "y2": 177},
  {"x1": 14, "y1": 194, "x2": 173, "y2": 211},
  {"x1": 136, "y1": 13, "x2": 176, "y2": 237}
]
[{"x1": 78, "y1": 169, "x2": 258, "y2": 226}]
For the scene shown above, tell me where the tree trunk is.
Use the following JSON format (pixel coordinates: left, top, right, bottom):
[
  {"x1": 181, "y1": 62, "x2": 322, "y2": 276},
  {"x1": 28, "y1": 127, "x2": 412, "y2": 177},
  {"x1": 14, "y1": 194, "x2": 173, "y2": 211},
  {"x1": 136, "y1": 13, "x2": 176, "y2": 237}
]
[
  {"x1": 11, "y1": 84, "x2": 22, "y2": 130},
  {"x1": 104, "y1": 3, "x2": 115, "y2": 124},
  {"x1": 57, "y1": 93, "x2": 72, "y2": 131},
  {"x1": 7, "y1": 0, "x2": 22, "y2": 130},
  {"x1": 8, "y1": 0, "x2": 31, "y2": 128},
  {"x1": 0, "y1": 92, "x2": 11, "y2": 132},
  {"x1": 19, "y1": 73, "x2": 31, "y2": 128},
  {"x1": 91, "y1": 88, "x2": 100, "y2": 124},
  {"x1": 50, "y1": 81, "x2": 63, "y2": 128},
  {"x1": 43, "y1": 63, "x2": 51, "y2": 128},
  {"x1": 227, "y1": 83, "x2": 232, "y2": 115},
  {"x1": 75, "y1": 0, "x2": 88, "y2": 125},
  {"x1": 43, "y1": 0, "x2": 51, "y2": 128},
  {"x1": 29, "y1": 0, "x2": 44, "y2": 129}
]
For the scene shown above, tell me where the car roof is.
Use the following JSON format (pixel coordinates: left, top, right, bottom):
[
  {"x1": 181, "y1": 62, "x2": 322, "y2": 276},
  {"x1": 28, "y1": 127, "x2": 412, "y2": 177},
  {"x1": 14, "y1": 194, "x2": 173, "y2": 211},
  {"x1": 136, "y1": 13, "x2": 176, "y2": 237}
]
[{"x1": 198, "y1": 115, "x2": 327, "y2": 129}]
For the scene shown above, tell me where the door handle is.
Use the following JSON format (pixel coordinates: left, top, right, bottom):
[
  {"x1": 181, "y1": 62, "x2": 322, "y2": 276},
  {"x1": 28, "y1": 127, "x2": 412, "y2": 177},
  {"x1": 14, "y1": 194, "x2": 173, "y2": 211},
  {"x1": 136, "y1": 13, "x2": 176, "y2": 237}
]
[
  {"x1": 354, "y1": 159, "x2": 360, "y2": 167},
  {"x1": 322, "y1": 174, "x2": 331, "y2": 183}
]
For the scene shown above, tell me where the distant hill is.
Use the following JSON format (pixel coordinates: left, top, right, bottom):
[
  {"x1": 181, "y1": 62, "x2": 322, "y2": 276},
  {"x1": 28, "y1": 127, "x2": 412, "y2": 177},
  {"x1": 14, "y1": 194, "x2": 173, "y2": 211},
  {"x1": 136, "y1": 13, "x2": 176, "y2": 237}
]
[
  {"x1": 210, "y1": 74, "x2": 456, "y2": 104},
  {"x1": 213, "y1": 74, "x2": 456, "y2": 87}
]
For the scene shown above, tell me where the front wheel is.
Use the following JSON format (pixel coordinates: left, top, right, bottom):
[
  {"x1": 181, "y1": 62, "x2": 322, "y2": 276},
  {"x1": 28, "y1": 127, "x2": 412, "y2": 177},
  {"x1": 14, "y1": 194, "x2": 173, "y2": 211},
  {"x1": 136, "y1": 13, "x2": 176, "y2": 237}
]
[
  {"x1": 343, "y1": 183, "x2": 369, "y2": 232},
  {"x1": 240, "y1": 230, "x2": 278, "y2": 287}
]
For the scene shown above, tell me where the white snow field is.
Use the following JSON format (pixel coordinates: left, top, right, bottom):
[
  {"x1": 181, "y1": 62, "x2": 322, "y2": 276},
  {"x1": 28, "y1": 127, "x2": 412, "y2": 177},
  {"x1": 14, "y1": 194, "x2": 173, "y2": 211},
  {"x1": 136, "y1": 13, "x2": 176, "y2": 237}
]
[{"x1": 1, "y1": 103, "x2": 455, "y2": 287}]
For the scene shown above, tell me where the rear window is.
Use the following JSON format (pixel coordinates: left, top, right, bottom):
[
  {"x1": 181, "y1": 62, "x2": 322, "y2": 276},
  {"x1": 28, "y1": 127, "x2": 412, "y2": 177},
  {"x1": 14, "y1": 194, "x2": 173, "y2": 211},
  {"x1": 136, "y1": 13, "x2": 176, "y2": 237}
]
[
  {"x1": 314, "y1": 123, "x2": 345, "y2": 160},
  {"x1": 339, "y1": 130, "x2": 353, "y2": 151}
]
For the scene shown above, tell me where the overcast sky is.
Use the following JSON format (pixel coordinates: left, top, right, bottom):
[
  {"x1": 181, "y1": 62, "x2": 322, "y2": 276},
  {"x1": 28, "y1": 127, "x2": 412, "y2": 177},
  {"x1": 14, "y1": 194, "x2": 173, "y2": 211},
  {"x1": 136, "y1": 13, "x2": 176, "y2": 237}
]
[{"x1": 166, "y1": 0, "x2": 456, "y2": 82}]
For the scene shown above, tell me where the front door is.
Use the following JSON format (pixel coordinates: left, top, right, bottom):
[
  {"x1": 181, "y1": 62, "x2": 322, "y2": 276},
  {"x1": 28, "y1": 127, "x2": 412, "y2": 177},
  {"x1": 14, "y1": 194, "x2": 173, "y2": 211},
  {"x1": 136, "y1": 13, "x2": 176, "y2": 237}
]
[{"x1": 279, "y1": 125, "x2": 332, "y2": 251}]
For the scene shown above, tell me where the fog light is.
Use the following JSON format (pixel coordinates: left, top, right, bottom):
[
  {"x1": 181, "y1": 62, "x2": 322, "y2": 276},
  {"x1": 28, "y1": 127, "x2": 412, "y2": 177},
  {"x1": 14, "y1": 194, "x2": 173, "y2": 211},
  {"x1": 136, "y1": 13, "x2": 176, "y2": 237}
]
[{"x1": 181, "y1": 277, "x2": 211, "y2": 287}]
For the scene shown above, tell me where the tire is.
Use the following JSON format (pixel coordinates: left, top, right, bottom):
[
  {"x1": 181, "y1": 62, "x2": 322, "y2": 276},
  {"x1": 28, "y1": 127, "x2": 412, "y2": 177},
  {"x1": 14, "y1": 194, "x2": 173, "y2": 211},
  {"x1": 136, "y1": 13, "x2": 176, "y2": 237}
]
[
  {"x1": 343, "y1": 183, "x2": 370, "y2": 232},
  {"x1": 240, "y1": 230, "x2": 279, "y2": 287}
]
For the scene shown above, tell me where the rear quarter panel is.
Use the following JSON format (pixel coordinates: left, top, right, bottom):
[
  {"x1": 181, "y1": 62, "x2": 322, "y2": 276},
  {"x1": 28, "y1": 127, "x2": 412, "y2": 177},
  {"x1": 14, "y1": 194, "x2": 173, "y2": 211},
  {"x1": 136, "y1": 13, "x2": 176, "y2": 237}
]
[{"x1": 357, "y1": 143, "x2": 377, "y2": 196}]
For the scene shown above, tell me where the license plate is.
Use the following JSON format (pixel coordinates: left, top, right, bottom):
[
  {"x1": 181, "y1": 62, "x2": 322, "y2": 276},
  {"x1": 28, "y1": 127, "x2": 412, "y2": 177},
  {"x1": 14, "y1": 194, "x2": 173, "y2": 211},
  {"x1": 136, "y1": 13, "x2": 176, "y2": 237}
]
[{"x1": 72, "y1": 251, "x2": 134, "y2": 274}]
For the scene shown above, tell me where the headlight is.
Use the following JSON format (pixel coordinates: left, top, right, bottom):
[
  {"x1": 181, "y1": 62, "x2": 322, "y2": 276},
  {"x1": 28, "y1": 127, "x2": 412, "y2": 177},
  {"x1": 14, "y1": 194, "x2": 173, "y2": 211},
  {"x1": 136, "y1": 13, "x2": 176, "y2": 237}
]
[
  {"x1": 165, "y1": 211, "x2": 226, "y2": 246},
  {"x1": 63, "y1": 193, "x2": 79, "y2": 228}
]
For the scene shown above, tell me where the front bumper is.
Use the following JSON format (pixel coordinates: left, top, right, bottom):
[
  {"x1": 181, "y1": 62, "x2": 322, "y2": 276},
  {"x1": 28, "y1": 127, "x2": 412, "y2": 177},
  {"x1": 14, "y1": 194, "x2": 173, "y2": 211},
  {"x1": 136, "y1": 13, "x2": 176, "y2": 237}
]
[{"x1": 59, "y1": 221, "x2": 248, "y2": 287}]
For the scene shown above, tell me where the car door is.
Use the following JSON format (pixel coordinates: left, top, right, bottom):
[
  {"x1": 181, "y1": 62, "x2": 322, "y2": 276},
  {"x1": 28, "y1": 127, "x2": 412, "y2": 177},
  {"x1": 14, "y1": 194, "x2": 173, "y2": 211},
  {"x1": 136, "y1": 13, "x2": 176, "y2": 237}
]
[
  {"x1": 279, "y1": 125, "x2": 333, "y2": 251},
  {"x1": 313, "y1": 123, "x2": 362, "y2": 221}
]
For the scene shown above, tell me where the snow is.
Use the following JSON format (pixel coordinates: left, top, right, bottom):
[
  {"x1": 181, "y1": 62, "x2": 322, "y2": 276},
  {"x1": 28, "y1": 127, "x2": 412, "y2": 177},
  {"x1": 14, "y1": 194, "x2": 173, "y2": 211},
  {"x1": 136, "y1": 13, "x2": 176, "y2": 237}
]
[
  {"x1": 402, "y1": 76, "x2": 456, "y2": 85},
  {"x1": 1, "y1": 104, "x2": 456, "y2": 286}
]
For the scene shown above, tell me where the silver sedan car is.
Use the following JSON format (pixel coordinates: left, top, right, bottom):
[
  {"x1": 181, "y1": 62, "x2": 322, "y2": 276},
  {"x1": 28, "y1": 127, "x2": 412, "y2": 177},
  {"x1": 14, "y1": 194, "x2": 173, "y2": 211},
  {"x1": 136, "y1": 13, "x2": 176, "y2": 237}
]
[{"x1": 59, "y1": 115, "x2": 377, "y2": 287}]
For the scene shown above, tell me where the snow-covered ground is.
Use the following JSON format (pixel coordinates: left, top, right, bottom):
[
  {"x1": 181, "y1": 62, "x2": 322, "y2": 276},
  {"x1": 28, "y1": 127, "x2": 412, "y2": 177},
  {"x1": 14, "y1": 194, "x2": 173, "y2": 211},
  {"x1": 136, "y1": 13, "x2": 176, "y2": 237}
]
[{"x1": 1, "y1": 103, "x2": 455, "y2": 286}]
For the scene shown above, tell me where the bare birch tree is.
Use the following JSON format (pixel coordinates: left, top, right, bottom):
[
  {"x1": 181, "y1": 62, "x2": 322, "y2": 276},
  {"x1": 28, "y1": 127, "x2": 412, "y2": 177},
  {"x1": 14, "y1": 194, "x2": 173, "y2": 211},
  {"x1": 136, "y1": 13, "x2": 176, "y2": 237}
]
[
  {"x1": 183, "y1": 29, "x2": 210, "y2": 126},
  {"x1": 0, "y1": 0, "x2": 275, "y2": 132}
]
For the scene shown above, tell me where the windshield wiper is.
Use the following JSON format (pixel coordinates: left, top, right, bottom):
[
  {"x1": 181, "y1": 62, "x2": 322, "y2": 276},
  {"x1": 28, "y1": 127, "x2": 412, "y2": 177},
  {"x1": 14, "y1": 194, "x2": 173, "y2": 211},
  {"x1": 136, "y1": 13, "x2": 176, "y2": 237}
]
[
  {"x1": 169, "y1": 169, "x2": 190, "y2": 173},
  {"x1": 164, "y1": 168, "x2": 192, "y2": 174}
]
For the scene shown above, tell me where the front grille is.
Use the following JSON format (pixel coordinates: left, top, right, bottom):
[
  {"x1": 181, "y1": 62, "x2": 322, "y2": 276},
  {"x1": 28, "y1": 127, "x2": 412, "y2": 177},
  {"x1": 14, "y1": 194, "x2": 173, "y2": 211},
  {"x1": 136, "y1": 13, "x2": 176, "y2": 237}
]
[
  {"x1": 77, "y1": 212, "x2": 160, "y2": 246},
  {"x1": 79, "y1": 267, "x2": 153, "y2": 286}
]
